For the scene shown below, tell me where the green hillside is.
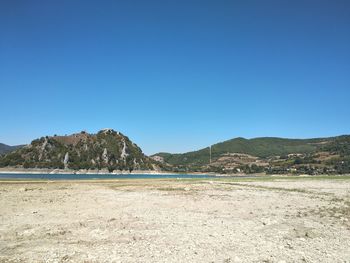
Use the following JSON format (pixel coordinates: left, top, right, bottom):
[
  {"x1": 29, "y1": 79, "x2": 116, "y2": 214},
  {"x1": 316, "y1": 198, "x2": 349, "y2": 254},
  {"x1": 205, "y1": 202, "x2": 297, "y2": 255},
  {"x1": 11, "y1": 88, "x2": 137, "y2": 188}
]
[
  {"x1": 0, "y1": 143, "x2": 24, "y2": 155},
  {"x1": 155, "y1": 136, "x2": 337, "y2": 166}
]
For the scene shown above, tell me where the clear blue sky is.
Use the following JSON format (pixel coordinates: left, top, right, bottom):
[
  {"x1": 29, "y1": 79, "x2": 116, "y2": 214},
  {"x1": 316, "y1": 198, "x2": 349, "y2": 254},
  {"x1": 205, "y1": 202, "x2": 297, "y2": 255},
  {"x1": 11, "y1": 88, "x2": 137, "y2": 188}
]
[{"x1": 1, "y1": 0, "x2": 349, "y2": 155}]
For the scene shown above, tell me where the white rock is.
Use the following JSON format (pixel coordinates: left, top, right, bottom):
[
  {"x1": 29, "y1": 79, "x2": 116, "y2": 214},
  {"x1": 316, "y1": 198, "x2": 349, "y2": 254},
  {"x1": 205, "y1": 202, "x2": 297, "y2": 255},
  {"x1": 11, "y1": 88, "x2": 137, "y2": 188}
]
[
  {"x1": 39, "y1": 137, "x2": 48, "y2": 161},
  {"x1": 102, "y1": 148, "x2": 108, "y2": 164},
  {"x1": 121, "y1": 139, "x2": 129, "y2": 159},
  {"x1": 63, "y1": 152, "x2": 69, "y2": 169},
  {"x1": 233, "y1": 256, "x2": 242, "y2": 262}
]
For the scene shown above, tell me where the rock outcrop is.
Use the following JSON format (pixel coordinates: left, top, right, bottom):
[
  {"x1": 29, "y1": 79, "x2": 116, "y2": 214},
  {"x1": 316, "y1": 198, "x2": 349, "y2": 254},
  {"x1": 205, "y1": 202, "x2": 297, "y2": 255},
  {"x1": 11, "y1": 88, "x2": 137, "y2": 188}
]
[{"x1": 0, "y1": 129, "x2": 155, "y2": 172}]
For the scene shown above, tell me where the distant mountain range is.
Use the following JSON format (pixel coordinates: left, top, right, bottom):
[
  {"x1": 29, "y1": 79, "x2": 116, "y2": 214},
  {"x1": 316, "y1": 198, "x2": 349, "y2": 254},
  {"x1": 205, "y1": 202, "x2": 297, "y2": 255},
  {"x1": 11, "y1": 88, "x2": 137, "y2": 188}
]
[
  {"x1": 0, "y1": 129, "x2": 157, "y2": 172},
  {"x1": 152, "y1": 135, "x2": 350, "y2": 175},
  {"x1": 0, "y1": 143, "x2": 24, "y2": 155},
  {"x1": 1, "y1": 131, "x2": 350, "y2": 175}
]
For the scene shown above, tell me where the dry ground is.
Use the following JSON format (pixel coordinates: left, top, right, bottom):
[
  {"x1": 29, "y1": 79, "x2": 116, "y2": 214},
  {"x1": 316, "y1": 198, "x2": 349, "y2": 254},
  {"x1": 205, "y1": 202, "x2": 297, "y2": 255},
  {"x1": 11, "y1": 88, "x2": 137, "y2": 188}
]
[{"x1": 0, "y1": 177, "x2": 349, "y2": 262}]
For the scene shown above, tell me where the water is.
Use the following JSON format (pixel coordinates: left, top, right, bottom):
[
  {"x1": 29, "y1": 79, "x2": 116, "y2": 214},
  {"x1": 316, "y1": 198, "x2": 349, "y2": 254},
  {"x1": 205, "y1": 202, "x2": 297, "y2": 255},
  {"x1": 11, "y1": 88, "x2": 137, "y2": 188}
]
[{"x1": 0, "y1": 173, "x2": 217, "y2": 180}]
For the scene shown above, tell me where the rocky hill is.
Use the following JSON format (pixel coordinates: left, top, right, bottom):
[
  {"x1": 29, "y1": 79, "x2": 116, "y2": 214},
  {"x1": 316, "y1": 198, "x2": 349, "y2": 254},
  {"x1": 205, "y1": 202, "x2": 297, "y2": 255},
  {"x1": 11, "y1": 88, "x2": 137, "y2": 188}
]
[
  {"x1": 153, "y1": 135, "x2": 350, "y2": 175},
  {"x1": 0, "y1": 129, "x2": 156, "y2": 172},
  {"x1": 2, "y1": 131, "x2": 350, "y2": 175}
]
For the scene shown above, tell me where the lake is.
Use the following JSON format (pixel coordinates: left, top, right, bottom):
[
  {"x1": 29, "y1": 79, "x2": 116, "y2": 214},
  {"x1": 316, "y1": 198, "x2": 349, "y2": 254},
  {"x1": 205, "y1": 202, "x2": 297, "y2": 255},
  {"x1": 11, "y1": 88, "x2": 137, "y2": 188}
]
[{"x1": 0, "y1": 173, "x2": 217, "y2": 180}]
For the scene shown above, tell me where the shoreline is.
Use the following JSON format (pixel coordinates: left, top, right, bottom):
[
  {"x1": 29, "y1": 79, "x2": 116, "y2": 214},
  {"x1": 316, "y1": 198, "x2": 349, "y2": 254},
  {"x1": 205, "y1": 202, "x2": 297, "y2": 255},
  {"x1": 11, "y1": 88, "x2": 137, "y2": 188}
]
[
  {"x1": 0, "y1": 168, "x2": 348, "y2": 178},
  {"x1": 0, "y1": 167, "x2": 280, "y2": 178},
  {"x1": 0, "y1": 167, "x2": 220, "y2": 176}
]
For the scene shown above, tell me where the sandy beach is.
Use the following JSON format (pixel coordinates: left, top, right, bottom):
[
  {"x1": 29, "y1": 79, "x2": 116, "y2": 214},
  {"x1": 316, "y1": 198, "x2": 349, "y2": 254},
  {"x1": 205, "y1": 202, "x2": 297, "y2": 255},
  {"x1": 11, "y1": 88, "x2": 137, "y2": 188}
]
[{"x1": 0, "y1": 177, "x2": 349, "y2": 262}]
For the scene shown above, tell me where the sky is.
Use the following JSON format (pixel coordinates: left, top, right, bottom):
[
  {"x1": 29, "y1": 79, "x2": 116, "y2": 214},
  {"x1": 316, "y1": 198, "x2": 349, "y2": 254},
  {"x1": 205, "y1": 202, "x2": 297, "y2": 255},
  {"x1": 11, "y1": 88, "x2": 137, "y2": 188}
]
[{"x1": 0, "y1": 0, "x2": 349, "y2": 155}]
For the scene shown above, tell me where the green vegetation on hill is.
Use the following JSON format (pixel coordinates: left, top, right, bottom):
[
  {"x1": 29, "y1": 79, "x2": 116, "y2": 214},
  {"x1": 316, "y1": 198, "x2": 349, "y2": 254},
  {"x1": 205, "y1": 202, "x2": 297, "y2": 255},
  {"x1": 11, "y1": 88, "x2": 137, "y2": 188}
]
[
  {"x1": 0, "y1": 143, "x2": 24, "y2": 155},
  {"x1": 214, "y1": 137, "x2": 323, "y2": 158},
  {"x1": 320, "y1": 135, "x2": 350, "y2": 156},
  {"x1": 154, "y1": 135, "x2": 350, "y2": 175},
  {"x1": 0, "y1": 129, "x2": 156, "y2": 171},
  {"x1": 156, "y1": 137, "x2": 328, "y2": 166},
  {"x1": 2, "y1": 132, "x2": 350, "y2": 175}
]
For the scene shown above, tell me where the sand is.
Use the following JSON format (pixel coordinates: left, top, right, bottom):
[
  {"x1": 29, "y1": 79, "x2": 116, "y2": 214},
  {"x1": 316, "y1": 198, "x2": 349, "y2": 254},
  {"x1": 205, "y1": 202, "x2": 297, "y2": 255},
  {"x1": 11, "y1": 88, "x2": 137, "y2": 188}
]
[{"x1": 0, "y1": 178, "x2": 349, "y2": 262}]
